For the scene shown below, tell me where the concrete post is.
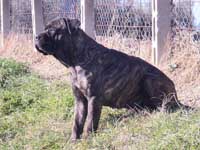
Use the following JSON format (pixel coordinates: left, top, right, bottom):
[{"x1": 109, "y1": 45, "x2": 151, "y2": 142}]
[
  {"x1": 1, "y1": 0, "x2": 10, "y2": 47},
  {"x1": 152, "y1": 0, "x2": 171, "y2": 65},
  {"x1": 31, "y1": 0, "x2": 44, "y2": 43},
  {"x1": 81, "y1": 0, "x2": 95, "y2": 39}
]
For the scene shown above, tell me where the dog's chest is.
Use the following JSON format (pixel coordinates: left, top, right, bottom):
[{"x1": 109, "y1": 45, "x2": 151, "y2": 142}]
[{"x1": 70, "y1": 66, "x2": 92, "y2": 95}]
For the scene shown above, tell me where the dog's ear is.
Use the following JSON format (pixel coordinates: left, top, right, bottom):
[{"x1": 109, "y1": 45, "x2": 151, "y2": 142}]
[
  {"x1": 69, "y1": 19, "x2": 81, "y2": 30},
  {"x1": 63, "y1": 18, "x2": 80, "y2": 34},
  {"x1": 62, "y1": 18, "x2": 72, "y2": 34}
]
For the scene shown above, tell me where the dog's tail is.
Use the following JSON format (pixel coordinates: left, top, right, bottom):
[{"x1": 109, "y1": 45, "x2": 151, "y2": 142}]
[
  {"x1": 162, "y1": 93, "x2": 194, "y2": 112},
  {"x1": 164, "y1": 101, "x2": 194, "y2": 113},
  {"x1": 175, "y1": 101, "x2": 193, "y2": 111}
]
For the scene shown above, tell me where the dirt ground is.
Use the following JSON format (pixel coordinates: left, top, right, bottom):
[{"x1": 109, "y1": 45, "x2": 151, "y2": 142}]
[{"x1": 0, "y1": 35, "x2": 199, "y2": 107}]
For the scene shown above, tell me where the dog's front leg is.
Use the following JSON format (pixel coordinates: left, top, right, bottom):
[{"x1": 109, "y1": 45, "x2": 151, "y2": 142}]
[
  {"x1": 85, "y1": 98, "x2": 102, "y2": 136},
  {"x1": 71, "y1": 87, "x2": 88, "y2": 141}
]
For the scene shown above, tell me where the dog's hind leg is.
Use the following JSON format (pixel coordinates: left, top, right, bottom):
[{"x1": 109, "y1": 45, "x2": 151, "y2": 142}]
[{"x1": 142, "y1": 76, "x2": 180, "y2": 112}]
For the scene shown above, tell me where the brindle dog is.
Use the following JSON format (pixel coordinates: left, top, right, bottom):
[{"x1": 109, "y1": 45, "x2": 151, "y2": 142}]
[{"x1": 35, "y1": 18, "x2": 186, "y2": 140}]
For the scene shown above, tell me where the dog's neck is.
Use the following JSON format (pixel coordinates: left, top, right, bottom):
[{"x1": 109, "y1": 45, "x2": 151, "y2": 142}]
[{"x1": 68, "y1": 29, "x2": 104, "y2": 67}]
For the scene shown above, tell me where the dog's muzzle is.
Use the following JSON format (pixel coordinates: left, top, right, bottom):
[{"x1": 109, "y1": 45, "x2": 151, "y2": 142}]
[
  {"x1": 35, "y1": 44, "x2": 48, "y2": 55},
  {"x1": 35, "y1": 34, "x2": 49, "y2": 55}
]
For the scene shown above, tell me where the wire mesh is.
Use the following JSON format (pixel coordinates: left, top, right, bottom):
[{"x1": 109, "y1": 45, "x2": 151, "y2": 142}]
[
  {"x1": 2, "y1": 0, "x2": 200, "y2": 59},
  {"x1": 94, "y1": 0, "x2": 152, "y2": 40},
  {"x1": 171, "y1": 0, "x2": 200, "y2": 55},
  {"x1": 94, "y1": 0, "x2": 152, "y2": 60},
  {"x1": 168, "y1": 0, "x2": 200, "y2": 102},
  {"x1": 42, "y1": 0, "x2": 80, "y2": 25},
  {"x1": 10, "y1": 0, "x2": 32, "y2": 34},
  {"x1": 7, "y1": 0, "x2": 80, "y2": 34},
  {"x1": 4, "y1": 0, "x2": 152, "y2": 41}
]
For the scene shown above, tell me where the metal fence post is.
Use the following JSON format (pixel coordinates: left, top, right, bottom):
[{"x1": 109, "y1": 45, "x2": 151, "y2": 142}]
[
  {"x1": 81, "y1": 0, "x2": 95, "y2": 39},
  {"x1": 152, "y1": 0, "x2": 171, "y2": 65},
  {"x1": 31, "y1": 0, "x2": 44, "y2": 45},
  {"x1": 1, "y1": 0, "x2": 10, "y2": 47}
]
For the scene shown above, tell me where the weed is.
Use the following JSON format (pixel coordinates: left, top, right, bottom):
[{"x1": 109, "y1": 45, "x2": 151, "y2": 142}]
[{"x1": 0, "y1": 58, "x2": 199, "y2": 150}]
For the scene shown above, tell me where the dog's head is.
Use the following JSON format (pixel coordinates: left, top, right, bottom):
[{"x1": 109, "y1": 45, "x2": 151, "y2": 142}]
[{"x1": 35, "y1": 18, "x2": 80, "y2": 55}]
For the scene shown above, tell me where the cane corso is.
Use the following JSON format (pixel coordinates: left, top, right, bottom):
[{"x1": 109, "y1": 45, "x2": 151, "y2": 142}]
[{"x1": 35, "y1": 18, "x2": 185, "y2": 140}]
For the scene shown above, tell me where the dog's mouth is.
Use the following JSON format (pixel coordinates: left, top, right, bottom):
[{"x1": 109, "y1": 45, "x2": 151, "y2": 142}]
[{"x1": 35, "y1": 45, "x2": 49, "y2": 55}]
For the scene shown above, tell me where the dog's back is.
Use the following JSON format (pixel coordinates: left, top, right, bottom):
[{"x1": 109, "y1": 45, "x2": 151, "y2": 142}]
[{"x1": 88, "y1": 47, "x2": 178, "y2": 111}]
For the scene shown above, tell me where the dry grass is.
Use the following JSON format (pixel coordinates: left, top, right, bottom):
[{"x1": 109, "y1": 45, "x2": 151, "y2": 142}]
[
  {"x1": 0, "y1": 32, "x2": 200, "y2": 107},
  {"x1": 0, "y1": 33, "x2": 200, "y2": 149},
  {"x1": 160, "y1": 30, "x2": 200, "y2": 107},
  {"x1": 96, "y1": 35, "x2": 152, "y2": 63},
  {"x1": 0, "y1": 33, "x2": 69, "y2": 81}
]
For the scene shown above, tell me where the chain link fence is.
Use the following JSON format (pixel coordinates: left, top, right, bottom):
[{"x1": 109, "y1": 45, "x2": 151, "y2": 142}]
[
  {"x1": 7, "y1": 0, "x2": 80, "y2": 34},
  {"x1": 171, "y1": 0, "x2": 200, "y2": 57},
  {"x1": 169, "y1": 0, "x2": 200, "y2": 105},
  {"x1": 1, "y1": 0, "x2": 200, "y2": 58},
  {"x1": 95, "y1": 0, "x2": 151, "y2": 40},
  {"x1": 42, "y1": 0, "x2": 80, "y2": 25},
  {"x1": 10, "y1": 0, "x2": 32, "y2": 34},
  {"x1": 94, "y1": 0, "x2": 152, "y2": 59},
  {"x1": 3, "y1": 0, "x2": 152, "y2": 59}
]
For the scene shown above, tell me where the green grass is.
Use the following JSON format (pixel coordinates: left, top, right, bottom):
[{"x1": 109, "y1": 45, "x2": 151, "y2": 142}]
[{"x1": 0, "y1": 58, "x2": 199, "y2": 150}]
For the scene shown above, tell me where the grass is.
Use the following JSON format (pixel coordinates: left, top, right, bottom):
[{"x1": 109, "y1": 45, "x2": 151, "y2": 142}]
[{"x1": 0, "y1": 58, "x2": 199, "y2": 150}]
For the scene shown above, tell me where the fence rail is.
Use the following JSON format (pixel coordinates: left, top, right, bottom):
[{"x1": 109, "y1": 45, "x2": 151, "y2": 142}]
[{"x1": 0, "y1": 0, "x2": 200, "y2": 64}]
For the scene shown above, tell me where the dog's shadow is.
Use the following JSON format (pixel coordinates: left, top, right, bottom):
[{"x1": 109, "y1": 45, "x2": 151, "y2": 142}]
[
  {"x1": 102, "y1": 105, "x2": 194, "y2": 128},
  {"x1": 100, "y1": 108, "x2": 149, "y2": 127}
]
